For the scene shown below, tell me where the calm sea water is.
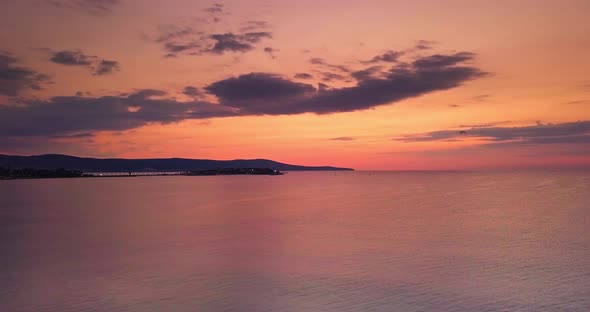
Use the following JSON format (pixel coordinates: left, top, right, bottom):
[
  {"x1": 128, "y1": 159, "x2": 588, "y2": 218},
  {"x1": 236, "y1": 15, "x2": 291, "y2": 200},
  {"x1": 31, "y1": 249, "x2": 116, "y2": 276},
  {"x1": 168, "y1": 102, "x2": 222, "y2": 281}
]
[{"x1": 1, "y1": 171, "x2": 589, "y2": 312}]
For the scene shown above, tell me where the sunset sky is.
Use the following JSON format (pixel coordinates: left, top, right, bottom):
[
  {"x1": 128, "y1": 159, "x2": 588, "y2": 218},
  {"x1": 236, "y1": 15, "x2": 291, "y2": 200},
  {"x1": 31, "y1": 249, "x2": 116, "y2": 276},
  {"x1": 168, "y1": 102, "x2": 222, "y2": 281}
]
[{"x1": 1, "y1": 0, "x2": 589, "y2": 169}]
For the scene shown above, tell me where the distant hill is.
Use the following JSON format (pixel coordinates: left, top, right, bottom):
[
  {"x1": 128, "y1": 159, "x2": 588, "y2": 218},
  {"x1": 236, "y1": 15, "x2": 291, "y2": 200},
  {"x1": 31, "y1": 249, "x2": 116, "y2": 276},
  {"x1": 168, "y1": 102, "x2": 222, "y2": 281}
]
[{"x1": 0, "y1": 154, "x2": 353, "y2": 172}]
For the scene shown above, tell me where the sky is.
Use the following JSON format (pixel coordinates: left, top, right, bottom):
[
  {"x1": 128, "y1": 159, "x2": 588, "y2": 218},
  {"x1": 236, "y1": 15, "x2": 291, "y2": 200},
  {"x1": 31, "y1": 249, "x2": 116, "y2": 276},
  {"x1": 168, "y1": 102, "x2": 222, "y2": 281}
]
[{"x1": 1, "y1": 0, "x2": 589, "y2": 169}]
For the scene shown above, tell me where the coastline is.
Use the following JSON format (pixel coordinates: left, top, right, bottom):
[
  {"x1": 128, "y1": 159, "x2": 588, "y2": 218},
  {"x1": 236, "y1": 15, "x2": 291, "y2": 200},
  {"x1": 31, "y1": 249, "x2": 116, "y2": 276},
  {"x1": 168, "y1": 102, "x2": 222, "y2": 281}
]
[{"x1": 0, "y1": 167, "x2": 286, "y2": 180}]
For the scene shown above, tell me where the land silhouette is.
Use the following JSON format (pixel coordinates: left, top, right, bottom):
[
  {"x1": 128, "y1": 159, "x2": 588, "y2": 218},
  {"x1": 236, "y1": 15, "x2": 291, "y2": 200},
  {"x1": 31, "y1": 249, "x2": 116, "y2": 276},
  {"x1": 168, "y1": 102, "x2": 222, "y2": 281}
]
[{"x1": 0, "y1": 154, "x2": 353, "y2": 173}]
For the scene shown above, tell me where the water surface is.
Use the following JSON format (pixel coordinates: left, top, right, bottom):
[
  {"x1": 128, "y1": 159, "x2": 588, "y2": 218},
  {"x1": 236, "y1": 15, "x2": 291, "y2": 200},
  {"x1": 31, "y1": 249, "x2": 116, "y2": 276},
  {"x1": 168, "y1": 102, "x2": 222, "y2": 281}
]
[{"x1": 1, "y1": 171, "x2": 589, "y2": 311}]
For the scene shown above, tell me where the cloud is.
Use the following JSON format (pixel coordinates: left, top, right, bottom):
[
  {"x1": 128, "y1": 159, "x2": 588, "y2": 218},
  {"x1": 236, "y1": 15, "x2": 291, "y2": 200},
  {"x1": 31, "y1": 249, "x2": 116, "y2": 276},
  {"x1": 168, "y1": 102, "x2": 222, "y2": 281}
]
[
  {"x1": 49, "y1": 50, "x2": 120, "y2": 75},
  {"x1": 361, "y1": 51, "x2": 403, "y2": 64},
  {"x1": 329, "y1": 137, "x2": 355, "y2": 141},
  {"x1": 317, "y1": 83, "x2": 330, "y2": 91},
  {"x1": 458, "y1": 121, "x2": 511, "y2": 128},
  {"x1": 202, "y1": 3, "x2": 224, "y2": 23},
  {"x1": 74, "y1": 91, "x2": 92, "y2": 97},
  {"x1": 208, "y1": 32, "x2": 272, "y2": 54},
  {"x1": 206, "y1": 52, "x2": 486, "y2": 115},
  {"x1": 182, "y1": 86, "x2": 202, "y2": 98},
  {"x1": 395, "y1": 121, "x2": 590, "y2": 145},
  {"x1": 46, "y1": 0, "x2": 119, "y2": 16},
  {"x1": 205, "y1": 73, "x2": 315, "y2": 108},
  {"x1": 0, "y1": 89, "x2": 236, "y2": 138},
  {"x1": 565, "y1": 100, "x2": 588, "y2": 105},
  {"x1": 0, "y1": 52, "x2": 51, "y2": 96},
  {"x1": 241, "y1": 21, "x2": 269, "y2": 32},
  {"x1": 151, "y1": 5, "x2": 272, "y2": 57},
  {"x1": 469, "y1": 94, "x2": 491, "y2": 102},
  {"x1": 204, "y1": 3, "x2": 223, "y2": 14},
  {"x1": 264, "y1": 47, "x2": 278, "y2": 59},
  {"x1": 51, "y1": 132, "x2": 95, "y2": 139},
  {"x1": 50, "y1": 50, "x2": 95, "y2": 66},
  {"x1": 208, "y1": 33, "x2": 253, "y2": 53},
  {"x1": 94, "y1": 60, "x2": 120, "y2": 75},
  {"x1": 309, "y1": 58, "x2": 350, "y2": 73},
  {"x1": 163, "y1": 41, "x2": 202, "y2": 54},
  {"x1": 321, "y1": 72, "x2": 347, "y2": 82},
  {"x1": 351, "y1": 66, "x2": 385, "y2": 81},
  {"x1": 155, "y1": 26, "x2": 202, "y2": 44},
  {"x1": 413, "y1": 52, "x2": 475, "y2": 68},
  {"x1": 154, "y1": 28, "x2": 272, "y2": 56},
  {"x1": 415, "y1": 40, "x2": 436, "y2": 50},
  {"x1": 0, "y1": 51, "x2": 486, "y2": 138},
  {"x1": 294, "y1": 73, "x2": 313, "y2": 79}
]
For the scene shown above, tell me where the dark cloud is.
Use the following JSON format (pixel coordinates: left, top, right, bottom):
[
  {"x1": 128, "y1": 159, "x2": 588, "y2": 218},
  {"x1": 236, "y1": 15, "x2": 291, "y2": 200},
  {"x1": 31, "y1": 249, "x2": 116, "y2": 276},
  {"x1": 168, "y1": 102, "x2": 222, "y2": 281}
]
[
  {"x1": 155, "y1": 26, "x2": 201, "y2": 44},
  {"x1": 152, "y1": 25, "x2": 205, "y2": 57},
  {"x1": 317, "y1": 83, "x2": 330, "y2": 91},
  {"x1": 74, "y1": 91, "x2": 93, "y2": 97},
  {"x1": 351, "y1": 66, "x2": 384, "y2": 81},
  {"x1": 0, "y1": 89, "x2": 236, "y2": 138},
  {"x1": 46, "y1": 0, "x2": 119, "y2": 15},
  {"x1": 182, "y1": 86, "x2": 202, "y2": 98},
  {"x1": 203, "y1": 3, "x2": 224, "y2": 23},
  {"x1": 1, "y1": 51, "x2": 486, "y2": 139},
  {"x1": 239, "y1": 32, "x2": 272, "y2": 43},
  {"x1": 151, "y1": 26, "x2": 197, "y2": 56},
  {"x1": 209, "y1": 33, "x2": 254, "y2": 54},
  {"x1": 415, "y1": 40, "x2": 436, "y2": 50},
  {"x1": 241, "y1": 21, "x2": 269, "y2": 32},
  {"x1": 50, "y1": 50, "x2": 95, "y2": 66},
  {"x1": 321, "y1": 72, "x2": 347, "y2": 82},
  {"x1": 395, "y1": 121, "x2": 590, "y2": 145},
  {"x1": 204, "y1": 3, "x2": 223, "y2": 13},
  {"x1": 206, "y1": 52, "x2": 486, "y2": 115},
  {"x1": 51, "y1": 132, "x2": 95, "y2": 139},
  {"x1": 152, "y1": 8, "x2": 272, "y2": 57},
  {"x1": 264, "y1": 47, "x2": 278, "y2": 59},
  {"x1": 94, "y1": 60, "x2": 120, "y2": 75},
  {"x1": 127, "y1": 89, "x2": 167, "y2": 99},
  {"x1": 163, "y1": 41, "x2": 201, "y2": 54},
  {"x1": 329, "y1": 137, "x2": 355, "y2": 141},
  {"x1": 48, "y1": 50, "x2": 119, "y2": 75},
  {"x1": 294, "y1": 73, "x2": 313, "y2": 79},
  {"x1": 413, "y1": 52, "x2": 475, "y2": 68},
  {"x1": 470, "y1": 94, "x2": 491, "y2": 102},
  {"x1": 458, "y1": 121, "x2": 511, "y2": 128},
  {"x1": 207, "y1": 32, "x2": 272, "y2": 54},
  {"x1": 205, "y1": 73, "x2": 315, "y2": 109},
  {"x1": 362, "y1": 51, "x2": 403, "y2": 64},
  {"x1": 0, "y1": 52, "x2": 51, "y2": 96},
  {"x1": 309, "y1": 58, "x2": 350, "y2": 73}
]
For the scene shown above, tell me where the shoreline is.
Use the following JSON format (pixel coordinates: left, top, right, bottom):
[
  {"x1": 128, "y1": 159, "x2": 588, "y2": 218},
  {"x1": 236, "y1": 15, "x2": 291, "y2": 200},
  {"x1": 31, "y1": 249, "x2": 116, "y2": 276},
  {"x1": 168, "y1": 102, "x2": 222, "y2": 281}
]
[{"x1": 0, "y1": 167, "x2": 286, "y2": 180}]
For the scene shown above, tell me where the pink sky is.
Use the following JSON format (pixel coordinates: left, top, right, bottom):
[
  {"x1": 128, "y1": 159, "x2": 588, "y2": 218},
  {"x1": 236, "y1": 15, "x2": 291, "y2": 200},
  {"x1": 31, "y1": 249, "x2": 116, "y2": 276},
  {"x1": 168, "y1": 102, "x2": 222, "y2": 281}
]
[{"x1": 1, "y1": 0, "x2": 589, "y2": 169}]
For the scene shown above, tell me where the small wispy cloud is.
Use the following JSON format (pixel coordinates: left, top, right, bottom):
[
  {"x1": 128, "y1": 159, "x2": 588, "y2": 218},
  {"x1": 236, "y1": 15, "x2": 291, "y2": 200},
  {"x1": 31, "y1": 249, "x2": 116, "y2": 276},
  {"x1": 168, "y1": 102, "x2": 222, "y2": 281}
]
[{"x1": 329, "y1": 137, "x2": 355, "y2": 141}]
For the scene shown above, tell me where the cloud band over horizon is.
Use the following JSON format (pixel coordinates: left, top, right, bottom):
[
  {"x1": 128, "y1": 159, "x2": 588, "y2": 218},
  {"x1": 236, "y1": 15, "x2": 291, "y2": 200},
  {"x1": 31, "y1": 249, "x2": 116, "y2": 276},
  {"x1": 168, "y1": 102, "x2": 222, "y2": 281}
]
[{"x1": 0, "y1": 52, "x2": 485, "y2": 138}]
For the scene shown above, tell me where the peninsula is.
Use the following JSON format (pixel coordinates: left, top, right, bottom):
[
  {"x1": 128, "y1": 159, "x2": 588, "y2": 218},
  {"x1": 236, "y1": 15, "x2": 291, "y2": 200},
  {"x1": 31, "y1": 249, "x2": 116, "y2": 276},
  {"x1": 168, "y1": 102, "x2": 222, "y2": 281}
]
[{"x1": 0, "y1": 154, "x2": 353, "y2": 178}]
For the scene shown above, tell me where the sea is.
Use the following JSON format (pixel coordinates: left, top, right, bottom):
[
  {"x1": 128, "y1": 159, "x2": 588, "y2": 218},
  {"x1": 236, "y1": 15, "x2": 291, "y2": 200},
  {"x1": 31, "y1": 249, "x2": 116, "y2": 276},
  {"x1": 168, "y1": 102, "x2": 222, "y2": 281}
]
[{"x1": 1, "y1": 170, "x2": 589, "y2": 312}]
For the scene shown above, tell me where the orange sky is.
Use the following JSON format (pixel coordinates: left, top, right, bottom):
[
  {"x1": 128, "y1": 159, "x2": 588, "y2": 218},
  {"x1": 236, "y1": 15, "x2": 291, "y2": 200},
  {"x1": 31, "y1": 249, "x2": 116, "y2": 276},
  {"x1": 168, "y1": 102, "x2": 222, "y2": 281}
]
[{"x1": 1, "y1": 0, "x2": 589, "y2": 169}]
